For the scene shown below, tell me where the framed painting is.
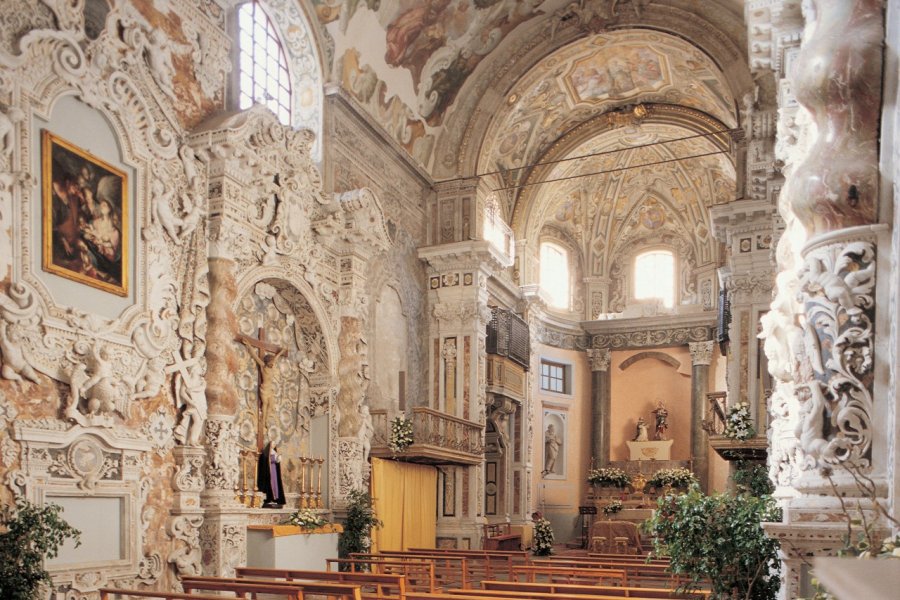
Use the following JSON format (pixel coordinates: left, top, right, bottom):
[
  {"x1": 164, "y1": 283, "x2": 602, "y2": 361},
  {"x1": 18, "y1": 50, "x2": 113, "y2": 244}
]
[{"x1": 42, "y1": 130, "x2": 128, "y2": 296}]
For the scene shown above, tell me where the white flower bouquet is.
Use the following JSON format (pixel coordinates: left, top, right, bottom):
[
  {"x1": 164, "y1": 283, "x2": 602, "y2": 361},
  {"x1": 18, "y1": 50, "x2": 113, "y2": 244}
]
[
  {"x1": 587, "y1": 467, "x2": 631, "y2": 488},
  {"x1": 389, "y1": 416, "x2": 414, "y2": 453},
  {"x1": 723, "y1": 402, "x2": 756, "y2": 441},
  {"x1": 287, "y1": 507, "x2": 326, "y2": 530}
]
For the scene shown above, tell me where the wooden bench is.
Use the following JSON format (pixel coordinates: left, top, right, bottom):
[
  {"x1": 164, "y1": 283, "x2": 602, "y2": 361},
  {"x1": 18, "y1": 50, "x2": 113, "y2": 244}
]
[
  {"x1": 482, "y1": 523, "x2": 522, "y2": 551},
  {"x1": 328, "y1": 558, "x2": 437, "y2": 593},
  {"x1": 180, "y1": 575, "x2": 362, "y2": 600},
  {"x1": 354, "y1": 552, "x2": 470, "y2": 589},
  {"x1": 408, "y1": 548, "x2": 530, "y2": 579},
  {"x1": 510, "y1": 565, "x2": 628, "y2": 587},
  {"x1": 99, "y1": 590, "x2": 239, "y2": 600},
  {"x1": 482, "y1": 580, "x2": 711, "y2": 599},
  {"x1": 403, "y1": 592, "x2": 698, "y2": 600},
  {"x1": 236, "y1": 566, "x2": 408, "y2": 600}
]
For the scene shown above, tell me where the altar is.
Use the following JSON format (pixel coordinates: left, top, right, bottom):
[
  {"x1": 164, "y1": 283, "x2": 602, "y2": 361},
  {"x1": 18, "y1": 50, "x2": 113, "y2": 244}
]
[{"x1": 247, "y1": 524, "x2": 343, "y2": 571}]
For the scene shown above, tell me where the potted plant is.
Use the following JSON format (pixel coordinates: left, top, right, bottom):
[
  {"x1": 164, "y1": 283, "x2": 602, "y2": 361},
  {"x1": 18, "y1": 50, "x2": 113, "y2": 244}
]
[
  {"x1": 645, "y1": 483, "x2": 782, "y2": 599},
  {"x1": 587, "y1": 467, "x2": 631, "y2": 489},
  {"x1": 0, "y1": 498, "x2": 81, "y2": 600},
  {"x1": 337, "y1": 489, "x2": 382, "y2": 571},
  {"x1": 647, "y1": 467, "x2": 696, "y2": 491}
]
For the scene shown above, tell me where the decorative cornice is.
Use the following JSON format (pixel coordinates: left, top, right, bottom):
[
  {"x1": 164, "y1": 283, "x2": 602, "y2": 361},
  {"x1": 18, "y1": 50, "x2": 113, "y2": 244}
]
[{"x1": 418, "y1": 240, "x2": 514, "y2": 273}]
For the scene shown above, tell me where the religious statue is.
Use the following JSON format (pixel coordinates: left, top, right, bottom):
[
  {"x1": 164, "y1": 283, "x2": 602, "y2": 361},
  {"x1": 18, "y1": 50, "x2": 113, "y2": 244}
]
[
  {"x1": 633, "y1": 417, "x2": 649, "y2": 442},
  {"x1": 257, "y1": 442, "x2": 286, "y2": 508},
  {"x1": 240, "y1": 337, "x2": 286, "y2": 441},
  {"x1": 359, "y1": 404, "x2": 374, "y2": 463},
  {"x1": 653, "y1": 400, "x2": 669, "y2": 441},
  {"x1": 542, "y1": 423, "x2": 562, "y2": 476}
]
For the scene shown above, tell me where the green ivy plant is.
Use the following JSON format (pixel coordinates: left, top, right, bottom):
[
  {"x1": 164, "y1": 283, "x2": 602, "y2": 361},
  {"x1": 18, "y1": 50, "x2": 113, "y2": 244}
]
[
  {"x1": 645, "y1": 484, "x2": 782, "y2": 600},
  {"x1": 337, "y1": 489, "x2": 383, "y2": 571},
  {"x1": 0, "y1": 498, "x2": 81, "y2": 600},
  {"x1": 732, "y1": 461, "x2": 774, "y2": 496}
]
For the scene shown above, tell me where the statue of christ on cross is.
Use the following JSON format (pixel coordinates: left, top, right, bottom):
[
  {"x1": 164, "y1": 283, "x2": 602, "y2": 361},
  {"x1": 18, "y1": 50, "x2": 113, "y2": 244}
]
[{"x1": 238, "y1": 329, "x2": 286, "y2": 451}]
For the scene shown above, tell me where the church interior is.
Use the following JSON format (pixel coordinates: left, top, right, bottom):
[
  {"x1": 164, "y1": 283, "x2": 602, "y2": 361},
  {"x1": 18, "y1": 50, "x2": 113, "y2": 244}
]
[{"x1": 0, "y1": 0, "x2": 898, "y2": 599}]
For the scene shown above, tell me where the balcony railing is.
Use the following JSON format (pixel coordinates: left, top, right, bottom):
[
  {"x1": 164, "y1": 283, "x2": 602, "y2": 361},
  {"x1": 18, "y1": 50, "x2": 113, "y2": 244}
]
[
  {"x1": 370, "y1": 407, "x2": 484, "y2": 465},
  {"x1": 702, "y1": 391, "x2": 768, "y2": 461}
]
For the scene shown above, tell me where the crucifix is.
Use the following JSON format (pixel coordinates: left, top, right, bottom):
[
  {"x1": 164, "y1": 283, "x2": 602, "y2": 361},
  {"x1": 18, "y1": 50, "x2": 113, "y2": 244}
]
[{"x1": 237, "y1": 328, "x2": 286, "y2": 451}]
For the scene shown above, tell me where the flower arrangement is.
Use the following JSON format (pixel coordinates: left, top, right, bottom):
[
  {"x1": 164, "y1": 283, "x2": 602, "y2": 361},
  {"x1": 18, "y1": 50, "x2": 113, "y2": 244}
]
[
  {"x1": 648, "y1": 467, "x2": 697, "y2": 489},
  {"x1": 723, "y1": 402, "x2": 756, "y2": 441},
  {"x1": 533, "y1": 516, "x2": 554, "y2": 556},
  {"x1": 587, "y1": 467, "x2": 631, "y2": 488},
  {"x1": 287, "y1": 507, "x2": 326, "y2": 530},
  {"x1": 389, "y1": 416, "x2": 414, "y2": 453},
  {"x1": 602, "y1": 499, "x2": 624, "y2": 515}
]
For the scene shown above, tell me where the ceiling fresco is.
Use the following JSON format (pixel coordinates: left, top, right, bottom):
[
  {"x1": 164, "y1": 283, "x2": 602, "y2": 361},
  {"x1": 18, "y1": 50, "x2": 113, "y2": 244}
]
[
  {"x1": 310, "y1": 0, "x2": 569, "y2": 168},
  {"x1": 519, "y1": 122, "x2": 735, "y2": 276},
  {"x1": 480, "y1": 31, "x2": 738, "y2": 180}
]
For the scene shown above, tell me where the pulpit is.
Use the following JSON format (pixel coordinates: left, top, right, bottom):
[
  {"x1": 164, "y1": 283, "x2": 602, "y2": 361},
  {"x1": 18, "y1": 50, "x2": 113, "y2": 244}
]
[{"x1": 246, "y1": 523, "x2": 343, "y2": 570}]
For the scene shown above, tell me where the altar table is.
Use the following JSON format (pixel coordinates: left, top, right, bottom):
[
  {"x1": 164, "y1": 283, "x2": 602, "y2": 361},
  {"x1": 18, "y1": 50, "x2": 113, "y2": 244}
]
[
  {"x1": 590, "y1": 520, "x2": 643, "y2": 554},
  {"x1": 247, "y1": 523, "x2": 343, "y2": 571}
]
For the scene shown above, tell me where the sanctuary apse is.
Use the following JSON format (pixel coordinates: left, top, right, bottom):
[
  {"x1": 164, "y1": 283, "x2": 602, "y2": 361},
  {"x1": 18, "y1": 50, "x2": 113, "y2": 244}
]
[{"x1": 0, "y1": 1, "x2": 897, "y2": 599}]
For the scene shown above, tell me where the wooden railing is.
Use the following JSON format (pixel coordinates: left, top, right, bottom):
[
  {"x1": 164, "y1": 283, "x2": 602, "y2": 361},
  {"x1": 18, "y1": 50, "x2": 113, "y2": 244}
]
[{"x1": 370, "y1": 407, "x2": 484, "y2": 465}]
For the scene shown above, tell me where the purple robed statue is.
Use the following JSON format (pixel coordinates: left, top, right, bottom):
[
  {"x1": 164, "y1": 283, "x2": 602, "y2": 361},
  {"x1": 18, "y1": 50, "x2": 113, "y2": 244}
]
[{"x1": 257, "y1": 442, "x2": 286, "y2": 508}]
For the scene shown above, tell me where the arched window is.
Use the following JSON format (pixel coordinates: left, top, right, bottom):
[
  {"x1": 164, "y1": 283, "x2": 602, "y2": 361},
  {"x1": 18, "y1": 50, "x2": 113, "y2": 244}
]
[
  {"x1": 540, "y1": 242, "x2": 570, "y2": 310},
  {"x1": 634, "y1": 250, "x2": 675, "y2": 308},
  {"x1": 238, "y1": 2, "x2": 292, "y2": 125},
  {"x1": 484, "y1": 195, "x2": 513, "y2": 259}
]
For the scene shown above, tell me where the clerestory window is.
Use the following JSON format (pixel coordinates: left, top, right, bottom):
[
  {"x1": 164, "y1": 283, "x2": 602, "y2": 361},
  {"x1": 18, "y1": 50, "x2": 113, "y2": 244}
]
[
  {"x1": 238, "y1": 1, "x2": 292, "y2": 125},
  {"x1": 540, "y1": 242, "x2": 570, "y2": 310},
  {"x1": 634, "y1": 250, "x2": 675, "y2": 308}
]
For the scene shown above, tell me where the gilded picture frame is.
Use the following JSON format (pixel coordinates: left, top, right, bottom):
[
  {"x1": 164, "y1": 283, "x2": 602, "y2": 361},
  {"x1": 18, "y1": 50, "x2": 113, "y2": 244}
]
[{"x1": 42, "y1": 130, "x2": 129, "y2": 296}]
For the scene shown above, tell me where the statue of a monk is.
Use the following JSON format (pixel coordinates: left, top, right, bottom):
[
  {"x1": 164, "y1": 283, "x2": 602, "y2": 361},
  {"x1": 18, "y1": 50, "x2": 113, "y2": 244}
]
[{"x1": 257, "y1": 442, "x2": 286, "y2": 508}]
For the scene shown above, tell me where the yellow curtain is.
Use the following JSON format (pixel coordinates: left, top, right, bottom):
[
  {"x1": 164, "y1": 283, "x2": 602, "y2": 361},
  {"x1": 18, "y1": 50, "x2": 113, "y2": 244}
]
[{"x1": 371, "y1": 458, "x2": 437, "y2": 552}]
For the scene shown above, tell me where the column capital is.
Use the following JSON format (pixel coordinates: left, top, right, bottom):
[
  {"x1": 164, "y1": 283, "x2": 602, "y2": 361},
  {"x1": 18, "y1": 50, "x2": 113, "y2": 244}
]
[
  {"x1": 586, "y1": 348, "x2": 611, "y2": 372},
  {"x1": 688, "y1": 340, "x2": 715, "y2": 366}
]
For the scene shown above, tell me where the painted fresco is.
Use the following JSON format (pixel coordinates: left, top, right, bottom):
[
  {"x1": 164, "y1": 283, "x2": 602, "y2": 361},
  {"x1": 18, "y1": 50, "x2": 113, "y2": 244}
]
[
  {"x1": 566, "y1": 46, "x2": 667, "y2": 101},
  {"x1": 481, "y1": 31, "x2": 737, "y2": 180},
  {"x1": 310, "y1": 0, "x2": 553, "y2": 167},
  {"x1": 523, "y1": 123, "x2": 734, "y2": 279}
]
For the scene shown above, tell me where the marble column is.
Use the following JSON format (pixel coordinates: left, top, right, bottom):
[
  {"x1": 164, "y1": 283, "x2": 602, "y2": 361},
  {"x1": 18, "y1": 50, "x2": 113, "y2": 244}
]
[
  {"x1": 587, "y1": 348, "x2": 611, "y2": 466},
  {"x1": 688, "y1": 341, "x2": 713, "y2": 491}
]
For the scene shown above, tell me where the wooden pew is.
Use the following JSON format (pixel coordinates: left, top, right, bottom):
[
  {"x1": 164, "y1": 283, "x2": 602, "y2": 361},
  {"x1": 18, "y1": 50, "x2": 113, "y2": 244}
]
[
  {"x1": 588, "y1": 553, "x2": 669, "y2": 564},
  {"x1": 236, "y1": 566, "x2": 407, "y2": 600},
  {"x1": 510, "y1": 565, "x2": 628, "y2": 587},
  {"x1": 408, "y1": 548, "x2": 529, "y2": 579},
  {"x1": 328, "y1": 558, "x2": 437, "y2": 593},
  {"x1": 353, "y1": 552, "x2": 470, "y2": 589},
  {"x1": 180, "y1": 575, "x2": 362, "y2": 600},
  {"x1": 482, "y1": 580, "x2": 711, "y2": 599},
  {"x1": 531, "y1": 559, "x2": 694, "y2": 588},
  {"x1": 99, "y1": 590, "x2": 238, "y2": 600},
  {"x1": 403, "y1": 592, "x2": 701, "y2": 600},
  {"x1": 450, "y1": 590, "x2": 707, "y2": 600}
]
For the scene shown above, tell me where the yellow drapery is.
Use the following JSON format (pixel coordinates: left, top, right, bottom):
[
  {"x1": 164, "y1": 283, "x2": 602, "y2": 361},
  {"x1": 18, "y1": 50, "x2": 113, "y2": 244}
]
[{"x1": 371, "y1": 458, "x2": 437, "y2": 551}]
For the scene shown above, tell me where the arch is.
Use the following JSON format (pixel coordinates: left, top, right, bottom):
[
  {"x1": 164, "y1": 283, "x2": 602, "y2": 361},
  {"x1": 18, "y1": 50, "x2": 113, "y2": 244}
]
[
  {"x1": 618, "y1": 351, "x2": 682, "y2": 371},
  {"x1": 233, "y1": 269, "x2": 337, "y2": 381},
  {"x1": 436, "y1": 8, "x2": 752, "y2": 180}
]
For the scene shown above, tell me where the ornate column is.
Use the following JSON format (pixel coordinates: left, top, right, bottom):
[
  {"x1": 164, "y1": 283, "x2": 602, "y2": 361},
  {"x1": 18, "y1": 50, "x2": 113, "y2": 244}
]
[
  {"x1": 688, "y1": 341, "x2": 714, "y2": 490},
  {"x1": 757, "y1": 2, "x2": 888, "y2": 598},
  {"x1": 586, "y1": 348, "x2": 611, "y2": 466}
]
